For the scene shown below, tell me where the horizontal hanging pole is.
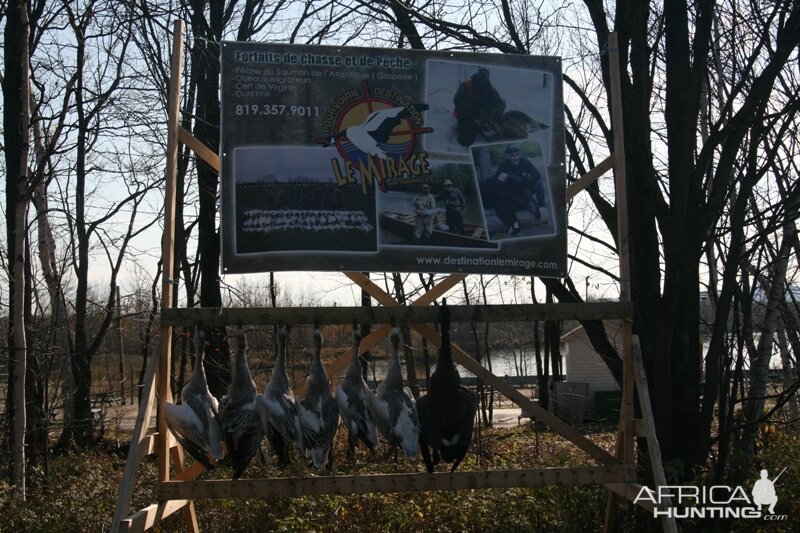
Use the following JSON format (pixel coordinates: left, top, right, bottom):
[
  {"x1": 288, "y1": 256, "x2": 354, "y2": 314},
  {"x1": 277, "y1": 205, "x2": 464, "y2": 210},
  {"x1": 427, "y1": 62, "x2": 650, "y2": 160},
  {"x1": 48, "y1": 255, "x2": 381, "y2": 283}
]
[
  {"x1": 159, "y1": 465, "x2": 635, "y2": 500},
  {"x1": 161, "y1": 301, "x2": 632, "y2": 327}
]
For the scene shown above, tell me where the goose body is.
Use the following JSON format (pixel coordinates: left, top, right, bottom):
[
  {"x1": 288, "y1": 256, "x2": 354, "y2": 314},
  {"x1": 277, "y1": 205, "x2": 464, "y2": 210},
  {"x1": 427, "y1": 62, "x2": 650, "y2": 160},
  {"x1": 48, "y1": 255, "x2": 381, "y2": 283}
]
[
  {"x1": 163, "y1": 330, "x2": 224, "y2": 469},
  {"x1": 367, "y1": 327, "x2": 420, "y2": 457},
  {"x1": 417, "y1": 301, "x2": 477, "y2": 472},
  {"x1": 219, "y1": 329, "x2": 263, "y2": 479},
  {"x1": 257, "y1": 326, "x2": 304, "y2": 465},
  {"x1": 335, "y1": 327, "x2": 379, "y2": 453},
  {"x1": 298, "y1": 327, "x2": 340, "y2": 470},
  {"x1": 324, "y1": 103, "x2": 430, "y2": 158}
]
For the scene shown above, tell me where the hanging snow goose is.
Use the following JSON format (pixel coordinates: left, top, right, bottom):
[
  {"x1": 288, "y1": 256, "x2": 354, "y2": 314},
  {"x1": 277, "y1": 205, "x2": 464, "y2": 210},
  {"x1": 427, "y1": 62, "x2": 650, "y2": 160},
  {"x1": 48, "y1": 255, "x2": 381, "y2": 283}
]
[
  {"x1": 218, "y1": 327, "x2": 263, "y2": 479},
  {"x1": 257, "y1": 325, "x2": 304, "y2": 466},
  {"x1": 367, "y1": 324, "x2": 420, "y2": 458},
  {"x1": 163, "y1": 329, "x2": 224, "y2": 469},
  {"x1": 417, "y1": 300, "x2": 477, "y2": 472},
  {"x1": 335, "y1": 324, "x2": 379, "y2": 456},
  {"x1": 297, "y1": 324, "x2": 340, "y2": 471}
]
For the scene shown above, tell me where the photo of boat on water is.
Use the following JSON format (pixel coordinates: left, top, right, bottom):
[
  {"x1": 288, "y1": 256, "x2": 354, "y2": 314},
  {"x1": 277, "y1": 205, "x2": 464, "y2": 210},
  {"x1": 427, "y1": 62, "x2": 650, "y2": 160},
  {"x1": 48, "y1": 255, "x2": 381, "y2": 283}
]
[{"x1": 377, "y1": 160, "x2": 496, "y2": 249}]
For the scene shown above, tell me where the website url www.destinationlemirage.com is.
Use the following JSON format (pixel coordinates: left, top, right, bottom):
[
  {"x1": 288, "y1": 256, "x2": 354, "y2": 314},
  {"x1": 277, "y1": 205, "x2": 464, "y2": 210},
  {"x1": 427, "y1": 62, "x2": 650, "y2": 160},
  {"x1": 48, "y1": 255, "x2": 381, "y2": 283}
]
[{"x1": 416, "y1": 255, "x2": 559, "y2": 271}]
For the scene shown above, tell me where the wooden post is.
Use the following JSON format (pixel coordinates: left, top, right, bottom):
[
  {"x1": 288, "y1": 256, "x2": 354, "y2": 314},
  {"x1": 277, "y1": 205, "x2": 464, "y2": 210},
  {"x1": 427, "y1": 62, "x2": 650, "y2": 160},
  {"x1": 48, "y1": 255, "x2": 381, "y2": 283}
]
[
  {"x1": 158, "y1": 19, "x2": 184, "y2": 484},
  {"x1": 157, "y1": 20, "x2": 200, "y2": 533},
  {"x1": 603, "y1": 31, "x2": 635, "y2": 532},
  {"x1": 607, "y1": 31, "x2": 634, "y2": 463}
]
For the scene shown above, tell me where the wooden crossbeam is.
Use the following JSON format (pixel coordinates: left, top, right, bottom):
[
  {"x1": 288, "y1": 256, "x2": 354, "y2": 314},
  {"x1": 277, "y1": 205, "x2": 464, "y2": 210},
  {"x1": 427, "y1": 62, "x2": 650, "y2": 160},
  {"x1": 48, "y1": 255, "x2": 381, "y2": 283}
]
[
  {"x1": 160, "y1": 465, "x2": 635, "y2": 500},
  {"x1": 566, "y1": 155, "x2": 614, "y2": 201},
  {"x1": 161, "y1": 301, "x2": 632, "y2": 327},
  {"x1": 178, "y1": 127, "x2": 220, "y2": 172},
  {"x1": 117, "y1": 500, "x2": 192, "y2": 533},
  {"x1": 344, "y1": 272, "x2": 465, "y2": 307},
  {"x1": 294, "y1": 273, "x2": 464, "y2": 395},
  {"x1": 294, "y1": 323, "x2": 391, "y2": 396}
]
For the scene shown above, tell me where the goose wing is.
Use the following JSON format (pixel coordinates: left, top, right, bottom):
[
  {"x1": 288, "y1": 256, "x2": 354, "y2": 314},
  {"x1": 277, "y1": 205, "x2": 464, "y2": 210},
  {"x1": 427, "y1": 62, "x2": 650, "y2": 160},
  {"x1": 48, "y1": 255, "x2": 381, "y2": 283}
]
[
  {"x1": 297, "y1": 395, "x2": 339, "y2": 469},
  {"x1": 227, "y1": 401, "x2": 263, "y2": 479},
  {"x1": 164, "y1": 401, "x2": 216, "y2": 469},
  {"x1": 387, "y1": 389, "x2": 420, "y2": 456},
  {"x1": 367, "y1": 387, "x2": 391, "y2": 435},
  {"x1": 260, "y1": 391, "x2": 302, "y2": 446},
  {"x1": 336, "y1": 381, "x2": 378, "y2": 450},
  {"x1": 183, "y1": 385, "x2": 224, "y2": 459}
]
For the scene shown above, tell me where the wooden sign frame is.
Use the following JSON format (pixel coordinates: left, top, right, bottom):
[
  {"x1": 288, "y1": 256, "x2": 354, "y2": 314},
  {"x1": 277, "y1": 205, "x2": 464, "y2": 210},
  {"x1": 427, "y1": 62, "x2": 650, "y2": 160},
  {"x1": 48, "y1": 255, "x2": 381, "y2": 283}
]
[{"x1": 110, "y1": 23, "x2": 675, "y2": 533}]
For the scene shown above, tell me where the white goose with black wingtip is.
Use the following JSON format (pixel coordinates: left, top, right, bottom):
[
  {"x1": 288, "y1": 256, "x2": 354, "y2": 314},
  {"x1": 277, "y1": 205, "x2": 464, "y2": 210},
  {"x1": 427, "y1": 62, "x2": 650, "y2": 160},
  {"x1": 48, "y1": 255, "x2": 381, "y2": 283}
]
[
  {"x1": 163, "y1": 329, "x2": 224, "y2": 469},
  {"x1": 367, "y1": 325, "x2": 420, "y2": 457}
]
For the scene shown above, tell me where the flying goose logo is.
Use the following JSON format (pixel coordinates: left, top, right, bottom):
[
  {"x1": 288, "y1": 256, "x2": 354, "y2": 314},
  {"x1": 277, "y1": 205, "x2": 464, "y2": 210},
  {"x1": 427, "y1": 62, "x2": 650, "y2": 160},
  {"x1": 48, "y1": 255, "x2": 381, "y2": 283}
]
[{"x1": 316, "y1": 81, "x2": 433, "y2": 193}]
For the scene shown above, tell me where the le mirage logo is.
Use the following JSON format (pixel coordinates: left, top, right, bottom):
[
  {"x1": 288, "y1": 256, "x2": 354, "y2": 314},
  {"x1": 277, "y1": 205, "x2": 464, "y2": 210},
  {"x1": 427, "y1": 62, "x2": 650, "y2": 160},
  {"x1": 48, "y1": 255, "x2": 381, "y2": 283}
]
[
  {"x1": 316, "y1": 81, "x2": 433, "y2": 193},
  {"x1": 635, "y1": 467, "x2": 788, "y2": 522}
]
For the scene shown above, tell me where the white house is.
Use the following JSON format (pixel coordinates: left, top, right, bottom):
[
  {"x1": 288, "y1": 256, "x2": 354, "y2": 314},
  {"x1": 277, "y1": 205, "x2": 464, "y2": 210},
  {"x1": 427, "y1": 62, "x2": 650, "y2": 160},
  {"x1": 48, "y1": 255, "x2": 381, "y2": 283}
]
[{"x1": 560, "y1": 323, "x2": 622, "y2": 419}]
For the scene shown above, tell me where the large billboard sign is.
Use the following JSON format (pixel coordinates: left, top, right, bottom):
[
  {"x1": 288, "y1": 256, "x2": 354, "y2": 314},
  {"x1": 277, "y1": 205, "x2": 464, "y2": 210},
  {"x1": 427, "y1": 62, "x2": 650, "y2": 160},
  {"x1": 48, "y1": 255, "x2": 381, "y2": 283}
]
[{"x1": 220, "y1": 42, "x2": 566, "y2": 276}]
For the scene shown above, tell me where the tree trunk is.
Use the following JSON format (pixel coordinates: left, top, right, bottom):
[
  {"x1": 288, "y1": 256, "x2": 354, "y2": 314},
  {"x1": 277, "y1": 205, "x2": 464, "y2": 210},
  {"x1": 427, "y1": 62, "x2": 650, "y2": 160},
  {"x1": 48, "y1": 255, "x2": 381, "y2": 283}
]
[
  {"x1": 740, "y1": 197, "x2": 797, "y2": 457},
  {"x1": 4, "y1": 0, "x2": 31, "y2": 499},
  {"x1": 776, "y1": 324, "x2": 799, "y2": 422},
  {"x1": 67, "y1": 11, "x2": 94, "y2": 444},
  {"x1": 31, "y1": 130, "x2": 75, "y2": 439},
  {"x1": 12, "y1": 195, "x2": 28, "y2": 498},
  {"x1": 188, "y1": 9, "x2": 229, "y2": 397}
]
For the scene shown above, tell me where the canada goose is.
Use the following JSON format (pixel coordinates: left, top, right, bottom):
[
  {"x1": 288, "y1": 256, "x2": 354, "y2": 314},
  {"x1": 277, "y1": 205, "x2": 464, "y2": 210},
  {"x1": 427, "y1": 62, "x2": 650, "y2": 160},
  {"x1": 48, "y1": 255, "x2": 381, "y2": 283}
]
[
  {"x1": 297, "y1": 325, "x2": 340, "y2": 470},
  {"x1": 367, "y1": 325, "x2": 420, "y2": 458},
  {"x1": 323, "y1": 103, "x2": 430, "y2": 158},
  {"x1": 417, "y1": 300, "x2": 477, "y2": 472},
  {"x1": 219, "y1": 328, "x2": 263, "y2": 479},
  {"x1": 335, "y1": 325, "x2": 379, "y2": 456},
  {"x1": 163, "y1": 329, "x2": 224, "y2": 469},
  {"x1": 257, "y1": 326, "x2": 303, "y2": 466}
]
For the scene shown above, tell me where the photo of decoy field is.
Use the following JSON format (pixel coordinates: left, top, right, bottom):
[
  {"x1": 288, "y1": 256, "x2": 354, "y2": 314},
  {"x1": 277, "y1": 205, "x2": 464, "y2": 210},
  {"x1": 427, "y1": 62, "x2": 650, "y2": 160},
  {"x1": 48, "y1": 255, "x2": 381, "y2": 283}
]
[{"x1": 233, "y1": 146, "x2": 378, "y2": 255}]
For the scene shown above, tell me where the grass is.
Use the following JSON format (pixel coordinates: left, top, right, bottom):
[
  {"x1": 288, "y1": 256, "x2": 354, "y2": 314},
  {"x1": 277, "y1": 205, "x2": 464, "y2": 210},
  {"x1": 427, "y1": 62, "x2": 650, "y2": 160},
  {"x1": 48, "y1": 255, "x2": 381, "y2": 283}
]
[
  {"x1": 0, "y1": 422, "x2": 640, "y2": 532},
  {"x1": 1, "y1": 422, "x2": 797, "y2": 532}
]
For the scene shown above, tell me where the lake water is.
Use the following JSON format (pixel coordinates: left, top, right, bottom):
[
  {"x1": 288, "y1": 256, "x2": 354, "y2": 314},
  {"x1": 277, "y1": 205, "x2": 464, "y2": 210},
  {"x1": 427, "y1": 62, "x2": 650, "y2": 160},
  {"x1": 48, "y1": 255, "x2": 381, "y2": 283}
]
[{"x1": 363, "y1": 349, "x2": 564, "y2": 382}]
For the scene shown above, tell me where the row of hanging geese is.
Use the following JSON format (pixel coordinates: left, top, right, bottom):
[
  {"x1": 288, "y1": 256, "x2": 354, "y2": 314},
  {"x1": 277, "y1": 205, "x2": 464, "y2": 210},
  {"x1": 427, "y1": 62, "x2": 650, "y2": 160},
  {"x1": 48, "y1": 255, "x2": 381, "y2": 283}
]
[{"x1": 163, "y1": 301, "x2": 477, "y2": 478}]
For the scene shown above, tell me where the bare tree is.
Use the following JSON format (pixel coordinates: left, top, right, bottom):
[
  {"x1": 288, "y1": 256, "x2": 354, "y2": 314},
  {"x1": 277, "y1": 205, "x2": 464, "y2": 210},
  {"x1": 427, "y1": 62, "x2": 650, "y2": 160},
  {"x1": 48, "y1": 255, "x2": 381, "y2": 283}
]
[{"x1": 3, "y1": 0, "x2": 32, "y2": 499}]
